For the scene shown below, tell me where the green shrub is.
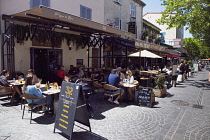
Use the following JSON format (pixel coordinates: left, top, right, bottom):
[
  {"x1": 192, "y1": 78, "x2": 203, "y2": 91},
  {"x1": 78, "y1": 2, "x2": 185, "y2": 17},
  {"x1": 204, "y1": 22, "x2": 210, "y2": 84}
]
[{"x1": 154, "y1": 73, "x2": 166, "y2": 89}]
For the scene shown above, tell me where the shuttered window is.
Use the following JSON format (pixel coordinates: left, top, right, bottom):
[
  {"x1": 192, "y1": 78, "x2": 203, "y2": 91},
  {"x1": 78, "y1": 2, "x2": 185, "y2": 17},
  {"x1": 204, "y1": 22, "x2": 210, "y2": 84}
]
[
  {"x1": 130, "y1": 2, "x2": 136, "y2": 18},
  {"x1": 30, "y1": 0, "x2": 50, "y2": 9},
  {"x1": 114, "y1": 18, "x2": 121, "y2": 29},
  {"x1": 80, "y1": 5, "x2": 92, "y2": 20}
]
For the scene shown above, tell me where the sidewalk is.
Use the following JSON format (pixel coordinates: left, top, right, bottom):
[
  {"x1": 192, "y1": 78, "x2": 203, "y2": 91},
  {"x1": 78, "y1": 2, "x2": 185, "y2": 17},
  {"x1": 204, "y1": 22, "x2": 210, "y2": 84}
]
[{"x1": 0, "y1": 70, "x2": 210, "y2": 140}]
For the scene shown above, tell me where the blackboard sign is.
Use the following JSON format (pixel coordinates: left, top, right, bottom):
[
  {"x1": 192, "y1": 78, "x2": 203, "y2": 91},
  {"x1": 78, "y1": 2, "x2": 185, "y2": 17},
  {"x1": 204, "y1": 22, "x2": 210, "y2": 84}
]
[
  {"x1": 137, "y1": 86, "x2": 152, "y2": 107},
  {"x1": 54, "y1": 81, "x2": 90, "y2": 139},
  {"x1": 128, "y1": 22, "x2": 136, "y2": 34}
]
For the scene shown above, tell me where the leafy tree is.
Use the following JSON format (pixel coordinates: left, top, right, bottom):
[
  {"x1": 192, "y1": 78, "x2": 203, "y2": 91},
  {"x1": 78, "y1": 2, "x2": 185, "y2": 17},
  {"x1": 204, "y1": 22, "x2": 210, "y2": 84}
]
[
  {"x1": 184, "y1": 38, "x2": 200, "y2": 60},
  {"x1": 184, "y1": 38, "x2": 210, "y2": 59},
  {"x1": 157, "y1": 0, "x2": 210, "y2": 47}
]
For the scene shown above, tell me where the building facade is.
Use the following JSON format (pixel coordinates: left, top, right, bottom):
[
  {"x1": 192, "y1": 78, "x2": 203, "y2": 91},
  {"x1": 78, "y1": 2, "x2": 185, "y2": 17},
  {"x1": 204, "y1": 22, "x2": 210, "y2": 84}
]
[
  {"x1": 143, "y1": 13, "x2": 184, "y2": 48},
  {"x1": 0, "y1": 0, "x2": 105, "y2": 80},
  {"x1": 104, "y1": 0, "x2": 145, "y2": 40},
  {"x1": 1, "y1": 0, "x2": 137, "y2": 81}
]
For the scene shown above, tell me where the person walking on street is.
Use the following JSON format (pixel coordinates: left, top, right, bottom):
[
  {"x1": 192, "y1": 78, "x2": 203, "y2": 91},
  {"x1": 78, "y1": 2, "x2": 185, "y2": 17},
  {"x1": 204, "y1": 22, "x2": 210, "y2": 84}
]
[{"x1": 178, "y1": 60, "x2": 186, "y2": 81}]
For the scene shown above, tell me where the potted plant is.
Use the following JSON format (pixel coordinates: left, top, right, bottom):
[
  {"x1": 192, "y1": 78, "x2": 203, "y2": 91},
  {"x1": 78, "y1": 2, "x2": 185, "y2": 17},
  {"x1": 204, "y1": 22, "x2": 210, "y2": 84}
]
[
  {"x1": 141, "y1": 31, "x2": 148, "y2": 40},
  {"x1": 153, "y1": 73, "x2": 167, "y2": 97}
]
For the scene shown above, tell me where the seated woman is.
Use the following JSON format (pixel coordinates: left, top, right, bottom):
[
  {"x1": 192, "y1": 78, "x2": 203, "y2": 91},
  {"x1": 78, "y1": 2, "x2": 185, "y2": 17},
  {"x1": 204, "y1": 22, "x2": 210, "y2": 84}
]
[
  {"x1": 0, "y1": 70, "x2": 22, "y2": 101},
  {"x1": 23, "y1": 76, "x2": 46, "y2": 105},
  {"x1": 23, "y1": 76, "x2": 53, "y2": 113},
  {"x1": 27, "y1": 69, "x2": 39, "y2": 84},
  {"x1": 126, "y1": 70, "x2": 135, "y2": 101}
]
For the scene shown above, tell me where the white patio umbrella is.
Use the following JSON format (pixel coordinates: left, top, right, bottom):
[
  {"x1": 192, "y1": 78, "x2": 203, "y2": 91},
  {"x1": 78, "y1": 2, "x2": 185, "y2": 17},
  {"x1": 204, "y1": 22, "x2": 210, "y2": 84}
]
[{"x1": 128, "y1": 50, "x2": 162, "y2": 58}]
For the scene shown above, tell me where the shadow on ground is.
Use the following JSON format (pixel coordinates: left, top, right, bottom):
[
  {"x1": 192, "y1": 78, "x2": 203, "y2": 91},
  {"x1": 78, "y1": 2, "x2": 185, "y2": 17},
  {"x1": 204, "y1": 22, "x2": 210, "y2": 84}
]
[{"x1": 56, "y1": 131, "x2": 107, "y2": 140}]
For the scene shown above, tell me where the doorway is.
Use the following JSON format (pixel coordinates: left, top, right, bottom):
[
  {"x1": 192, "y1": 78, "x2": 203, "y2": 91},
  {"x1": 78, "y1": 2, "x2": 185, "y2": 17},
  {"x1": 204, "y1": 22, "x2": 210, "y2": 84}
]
[{"x1": 30, "y1": 48, "x2": 62, "y2": 83}]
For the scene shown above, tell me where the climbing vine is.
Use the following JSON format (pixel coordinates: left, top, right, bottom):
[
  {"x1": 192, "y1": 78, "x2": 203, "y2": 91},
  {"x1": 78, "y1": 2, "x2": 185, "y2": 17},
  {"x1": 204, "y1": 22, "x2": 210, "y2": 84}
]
[{"x1": 13, "y1": 24, "x2": 90, "y2": 49}]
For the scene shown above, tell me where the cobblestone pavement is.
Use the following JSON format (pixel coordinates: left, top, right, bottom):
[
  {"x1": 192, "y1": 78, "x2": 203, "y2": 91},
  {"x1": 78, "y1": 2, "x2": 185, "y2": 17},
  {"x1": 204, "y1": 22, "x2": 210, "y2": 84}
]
[{"x1": 0, "y1": 70, "x2": 210, "y2": 140}]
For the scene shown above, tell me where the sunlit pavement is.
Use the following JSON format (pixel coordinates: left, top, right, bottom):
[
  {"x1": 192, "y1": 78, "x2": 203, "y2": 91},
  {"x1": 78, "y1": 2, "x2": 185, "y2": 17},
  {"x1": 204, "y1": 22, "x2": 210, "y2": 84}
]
[{"x1": 0, "y1": 70, "x2": 210, "y2": 140}]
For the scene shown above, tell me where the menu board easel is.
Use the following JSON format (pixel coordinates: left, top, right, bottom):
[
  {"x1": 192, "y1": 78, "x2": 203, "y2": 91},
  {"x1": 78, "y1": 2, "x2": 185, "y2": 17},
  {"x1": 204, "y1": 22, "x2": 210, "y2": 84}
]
[{"x1": 54, "y1": 81, "x2": 91, "y2": 140}]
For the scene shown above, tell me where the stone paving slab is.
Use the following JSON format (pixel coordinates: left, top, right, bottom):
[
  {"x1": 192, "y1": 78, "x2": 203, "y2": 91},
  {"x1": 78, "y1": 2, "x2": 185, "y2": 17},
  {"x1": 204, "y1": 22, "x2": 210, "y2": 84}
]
[{"x1": 0, "y1": 70, "x2": 210, "y2": 140}]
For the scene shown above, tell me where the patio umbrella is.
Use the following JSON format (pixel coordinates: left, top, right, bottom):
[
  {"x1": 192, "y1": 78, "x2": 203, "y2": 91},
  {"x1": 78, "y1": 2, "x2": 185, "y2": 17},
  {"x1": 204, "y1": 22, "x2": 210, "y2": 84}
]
[{"x1": 128, "y1": 50, "x2": 162, "y2": 58}]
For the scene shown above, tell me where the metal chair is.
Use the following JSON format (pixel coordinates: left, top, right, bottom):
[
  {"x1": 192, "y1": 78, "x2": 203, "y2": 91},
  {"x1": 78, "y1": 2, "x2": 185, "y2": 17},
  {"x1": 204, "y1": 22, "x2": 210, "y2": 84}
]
[
  {"x1": 22, "y1": 93, "x2": 46, "y2": 124},
  {"x1": 103, "y1": 84, "x2": 121, "y2": 103}
]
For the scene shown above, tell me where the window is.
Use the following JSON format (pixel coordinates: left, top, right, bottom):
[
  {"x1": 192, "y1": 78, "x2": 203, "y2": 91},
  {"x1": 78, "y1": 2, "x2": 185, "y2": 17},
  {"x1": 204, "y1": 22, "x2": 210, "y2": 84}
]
[
  {"x1": 80, "y1": 5, "x2": 92, "y2": 20},
  {"x1": 130, "y1": 2, "x2": 136, "y2": 18},
  {"x1": 30, "y1": 0, "x2": 50, "y2": 9},
  {"x1": 114, "y1": 0, "x2": 121, "y2": 4},
  {"x1": 114, "y1": 18, "x2": 121, "y2": 29}
]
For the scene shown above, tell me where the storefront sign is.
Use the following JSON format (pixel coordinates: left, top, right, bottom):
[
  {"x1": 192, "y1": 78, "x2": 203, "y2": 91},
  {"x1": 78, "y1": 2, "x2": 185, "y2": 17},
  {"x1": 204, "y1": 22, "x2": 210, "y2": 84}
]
[{"x1": 128, "y1": 22, "x2": 136, "y2": 34}]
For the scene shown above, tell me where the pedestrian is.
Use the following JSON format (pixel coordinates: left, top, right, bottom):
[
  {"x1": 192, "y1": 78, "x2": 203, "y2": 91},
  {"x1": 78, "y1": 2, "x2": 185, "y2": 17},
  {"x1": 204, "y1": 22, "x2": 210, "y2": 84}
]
[{"x1": 178, "y1": 60, "x2": 186, "y2": 81}]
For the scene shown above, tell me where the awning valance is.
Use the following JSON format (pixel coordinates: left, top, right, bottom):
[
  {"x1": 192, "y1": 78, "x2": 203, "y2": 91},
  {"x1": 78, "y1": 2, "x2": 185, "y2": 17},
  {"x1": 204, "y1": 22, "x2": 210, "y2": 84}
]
[{"x1": 4, "y1": 6, "x2": 136, "y2": 40}]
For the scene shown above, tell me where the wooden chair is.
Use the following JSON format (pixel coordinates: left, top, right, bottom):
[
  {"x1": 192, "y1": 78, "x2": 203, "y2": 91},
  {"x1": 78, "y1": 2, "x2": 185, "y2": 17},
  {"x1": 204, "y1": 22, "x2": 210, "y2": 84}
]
[
  {"x1": 22, "y1": 93, "x2": 46, "y2": 124},
  {"x1": 103, "y1": 84, "x2": 121, "y2": 103},
  {"x1": 0, "y1": 85, "x2": 13, "y2": 101},
  {"x1": 93, "y1": 82, "x2": 104, "y2": 93}
]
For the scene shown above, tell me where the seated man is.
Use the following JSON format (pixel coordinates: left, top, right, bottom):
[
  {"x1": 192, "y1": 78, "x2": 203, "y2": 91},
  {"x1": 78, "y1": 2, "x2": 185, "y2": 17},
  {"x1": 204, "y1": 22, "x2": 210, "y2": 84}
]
[
  {"x1": 92, "y1": 68, "x2": 103, "y2": 82},
  {"x1": 107, "y1": 69, "x2": 124, "y2": 104},
  {"x1": 72, "y1": 66, "x2": 84, "y2": 82},
  {"x1": 68, "y1": 65, "x2": 77, "y2": 76},
  {"x1": 0, "y1": 70, "x2": 22, "y2": 101}
]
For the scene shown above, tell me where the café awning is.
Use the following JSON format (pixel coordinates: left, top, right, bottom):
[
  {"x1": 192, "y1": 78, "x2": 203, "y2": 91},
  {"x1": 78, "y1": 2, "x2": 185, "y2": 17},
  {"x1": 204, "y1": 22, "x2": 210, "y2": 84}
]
[
  {"x1": 128, "y1": 50, "x2": 162, "y2": 58},
  {"x1": 3, "y1": 6, "x2": 136, "y2": 40}
]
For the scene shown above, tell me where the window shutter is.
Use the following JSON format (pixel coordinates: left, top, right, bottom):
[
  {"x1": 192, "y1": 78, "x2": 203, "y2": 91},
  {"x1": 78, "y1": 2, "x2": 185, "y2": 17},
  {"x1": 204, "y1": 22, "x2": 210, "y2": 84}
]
[
  {"x1": 86, "y1": 8, "x2": 92, "y2": 20},
  {"x1": 114, "y1": 18, "x2": 121, "y2": 29},
  {"x1": 80, "y1": 5, "x2": 86, "y2": 19},
  {"x1": 41, "y1": 0, "x2": 50, "y2": 7},
  {"x1": 30, "y1": 0, "x2": 41, "y2": 9},
  {"x1": 80, "y1": 5, "x2": 92, "y2": 20}
]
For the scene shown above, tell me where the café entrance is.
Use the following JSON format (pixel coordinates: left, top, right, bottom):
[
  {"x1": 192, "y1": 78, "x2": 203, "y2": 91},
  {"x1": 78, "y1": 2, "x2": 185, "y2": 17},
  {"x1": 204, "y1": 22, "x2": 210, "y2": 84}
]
[{"x1": 30, "y1": 48, "x2": 62, "y2": 83}]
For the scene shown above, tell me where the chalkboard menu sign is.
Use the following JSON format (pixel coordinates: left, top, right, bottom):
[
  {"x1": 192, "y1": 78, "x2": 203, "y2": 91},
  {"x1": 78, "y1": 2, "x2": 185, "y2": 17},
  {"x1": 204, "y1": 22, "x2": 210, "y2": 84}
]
[
  {"x1": 54, "y1": 81, "x2": 90, "y2": 139},
  {"x1": 128, "y1": 22, "x2": 136, "y2": 34},
  {"x1": 137, "y1": 86, "x2": 152, "y2": 107}
]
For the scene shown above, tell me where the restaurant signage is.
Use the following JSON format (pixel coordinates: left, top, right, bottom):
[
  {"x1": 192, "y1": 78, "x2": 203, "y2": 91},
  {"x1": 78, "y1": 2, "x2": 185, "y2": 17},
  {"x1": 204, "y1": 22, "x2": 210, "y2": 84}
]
[
  {"x1": 54, "y1": 81, "x2": 90, "y2": 139},
  {"x1": 137, "y1": 86, "x2": 153, "y2": 107},
  {"x1": 128, "y1": 22, "x2": 136, "y2": 34},
  {"x1": 40, "y1": 7, "x2": 136, "y2": 39},
  {"x1": 135, "y1": 40, "x2": 166, "y2": 52}
]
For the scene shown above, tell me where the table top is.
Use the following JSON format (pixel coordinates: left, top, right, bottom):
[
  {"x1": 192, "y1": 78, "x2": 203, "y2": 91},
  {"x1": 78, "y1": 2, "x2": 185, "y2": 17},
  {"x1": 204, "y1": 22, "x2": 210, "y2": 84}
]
[
  {"x1": 42, "y1": 88, "x2": 60, "y2": 95},
  {"x1": 122, "y1": 83, "x2": 137, "y2": 88},
  {"x1": 10, "y1": 82, "x2": 24, "y2": 86}
]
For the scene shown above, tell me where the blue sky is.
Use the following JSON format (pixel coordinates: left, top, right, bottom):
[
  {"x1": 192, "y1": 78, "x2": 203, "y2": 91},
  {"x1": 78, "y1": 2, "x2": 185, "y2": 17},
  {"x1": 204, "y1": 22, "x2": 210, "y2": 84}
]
[{"x1": 142, "y1": 0, "x2": 192, "y2": 38}]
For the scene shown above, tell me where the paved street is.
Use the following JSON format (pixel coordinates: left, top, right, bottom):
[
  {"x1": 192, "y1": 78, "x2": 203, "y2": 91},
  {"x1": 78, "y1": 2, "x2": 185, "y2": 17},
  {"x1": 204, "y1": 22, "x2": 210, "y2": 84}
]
[{"x1": 0, "y1": 70, "x2": 210, "y2": 140}]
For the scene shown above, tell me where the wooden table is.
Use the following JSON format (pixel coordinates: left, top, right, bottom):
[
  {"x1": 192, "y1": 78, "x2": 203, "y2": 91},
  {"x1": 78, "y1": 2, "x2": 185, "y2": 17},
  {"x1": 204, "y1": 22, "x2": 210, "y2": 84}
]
[{"x1": 122, "y1": 82, "x2": 138, "y2": 102}]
